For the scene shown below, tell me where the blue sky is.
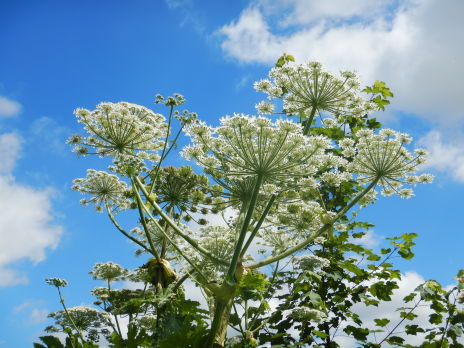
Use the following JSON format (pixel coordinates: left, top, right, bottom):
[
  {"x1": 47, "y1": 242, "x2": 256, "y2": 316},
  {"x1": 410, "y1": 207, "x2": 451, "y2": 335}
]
[{"x1": 0, "y1": 0, "x2": 463, "y2": 346}]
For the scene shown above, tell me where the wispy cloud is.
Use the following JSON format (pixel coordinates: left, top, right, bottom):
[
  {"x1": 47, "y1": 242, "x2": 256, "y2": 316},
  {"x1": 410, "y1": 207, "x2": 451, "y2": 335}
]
[
  {"x1": 29, "y1": 116, "x2": 71, "y2": 156},
  {"x1": 28, "y1": 308, "x2": 49, "y2": 325},
  {"x1": 165, "y1": 0, "x2": 206, "y2": 35}
]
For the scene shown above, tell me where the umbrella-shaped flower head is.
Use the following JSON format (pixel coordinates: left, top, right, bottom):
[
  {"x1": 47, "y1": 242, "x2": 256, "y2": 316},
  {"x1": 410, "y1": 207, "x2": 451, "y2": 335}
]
[{"x1": 70, "y1": 102, "x2": 167, "y2": 161}]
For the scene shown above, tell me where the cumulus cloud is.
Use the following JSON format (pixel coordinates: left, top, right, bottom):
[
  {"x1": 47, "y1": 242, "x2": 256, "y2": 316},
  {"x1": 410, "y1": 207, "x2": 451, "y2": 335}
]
[
  {"x1": 0, "y1": 133, "x2": 62, "y2": 287},
  {"x1": 218, "y1": 0, "x2": 464, "y2": 124},
  {"x1": 418, "y1": 130, "x2": 464, "y2": 182},
  {"x1": 0, "y1": 96, "x2": 21, "y2": 117}
]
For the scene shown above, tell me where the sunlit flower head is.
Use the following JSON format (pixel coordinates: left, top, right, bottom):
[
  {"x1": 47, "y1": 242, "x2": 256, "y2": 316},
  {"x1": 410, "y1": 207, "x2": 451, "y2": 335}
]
[
  {"x1": 72, "y1": 169, "x2": 131, "y2": 210},
  {"x1": 196, "y1": 225, "x2": 235, "y2": 273},
  {"x1": 346, "y1": 129, "x2": 433, "y2": 197},
  {"x1": 89, "y1": 261, "x2": 128, "y2": 282},
  {"x1": 290, "y1": 306, "x2": 327, "y2": 322},
  {"x1": 45, "y1": 277, "x2": 68, "y2": 287},
  {"x1": 70, "y1": 102, "x2": 167, "y2": 160},
  {"x1": 296, "y1": 254, "x2": 330, "y2": 270},
  {"x1": 183, "y1": 114, "x2": 332, "y2": 185},
  {"x1": 48, "y1": 306, "x2": 109, "y2": 335},
  {"x1": 254, "y1": 61, "x2": 376, "y2": 119}
]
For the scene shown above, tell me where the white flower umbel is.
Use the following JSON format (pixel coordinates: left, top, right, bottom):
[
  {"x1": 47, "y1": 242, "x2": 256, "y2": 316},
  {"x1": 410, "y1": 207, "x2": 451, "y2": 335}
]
[
  {"x1": 183, "y1": 114, "x2": 332, "y2": 186},
  {"x1": 70, "y1": 102, "x2": 167, "y2": 160},
  {"x1": 45, "y1": 277, "x2": 68, "y2": 287},
  {"x1": 72, "y1": 169, "x2": 131, "y2": 210},
  {"x1": 181, "y1": 225, "x2": 235, "y2": 279},
  {"x1": 89, "y1": 261, "x2": 128, "y2": 282},
  {"x1": 347, "y1": 129, "x2": 432, "y2": 198},
  {"x1": 254, "y1": 62, "x2": 376, "y2": 127},
  {"x1": 48, "y1": 306, "x2": 110, "y2": 332},
  {"x1": 296, "y1": 254, "x2": 330, "y2": 271},
  {"x1": 289, "y1": 306, "x2": 327, "y2": 323}
]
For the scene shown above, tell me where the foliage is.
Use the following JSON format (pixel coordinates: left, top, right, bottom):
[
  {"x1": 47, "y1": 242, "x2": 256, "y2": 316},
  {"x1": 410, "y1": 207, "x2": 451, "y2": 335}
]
[{"x1": 36, "y1": 54, "x2": 463, "y2": 348}]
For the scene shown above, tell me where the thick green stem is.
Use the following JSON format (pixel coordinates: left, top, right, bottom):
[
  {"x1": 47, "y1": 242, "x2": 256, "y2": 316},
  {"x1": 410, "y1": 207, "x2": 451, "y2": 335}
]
[
  {"x1": 249, "y1": 178, "x2": 379, "y2": 269},
  {"x1": 149, "y1": 105, "x2": 174, "y2": 194},
  {"x1": 132, "y1": 186, "x2": 211, "y2": 284},
  {"x1": 107, "y1": 281, "x2": 123, "y2": 338},
  {"x1": 134, "y1": 176, "x2": 228, "y2": 266},
  {"x1": 226, "y1": 174, "x2": 264, "y2": 283},
  {"x1": 132, "y1": 180, "x2": 161, "y2": 261},
  {"x1": 207, "y1": 297, "x2": 234, "y2": 348},
  {"x1": 240, "y1": 194, "x2": 276, "y2": 259},
  {"x1": 302, "y1": 108, "x2": 317, "y2": 135}
]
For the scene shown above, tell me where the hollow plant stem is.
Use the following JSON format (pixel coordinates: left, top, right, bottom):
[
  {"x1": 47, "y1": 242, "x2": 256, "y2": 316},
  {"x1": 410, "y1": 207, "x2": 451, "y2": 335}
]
[
  {"x1": 226, "y1": 174, "x2": 263, "y2": 283},
  {"x1": 134, "y1": 176, "x2": 228, "y2": 266}
]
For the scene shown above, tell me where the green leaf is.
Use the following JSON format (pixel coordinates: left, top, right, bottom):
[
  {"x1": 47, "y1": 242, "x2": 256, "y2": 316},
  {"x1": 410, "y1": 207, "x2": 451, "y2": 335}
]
[
  {"x1": 366, "y1": 118, "x2": 382, "y2": 129},
  {"x1": 400, "y1": 311, "x2": 417, "y2": 320},
  {"x1": 304, "y1": 291, "x2": 322, "y2": 306},
  {"x1": 312, "y1": 330, "x2": 328, "y2": 339},
  {"x1": 341, "y1": 260, "x2": 365, "y2": 277},
  {"x1": 39, "y1": 335, "x2": 65, "y2": 348},
  {"x1": 380, "y1": 248, "x2": 392, "y2": 255},
  {"x1": 386, "y1": 336, "x2": 404, "y2": 345},
  {"x1": 403, "y1": 292, "x2": 417, "y2": 303},
  {"x1": 429, "y1": 313, "x2": 443, "y2": 324},
  {"x1": 374, "y1": 318, "x2": 390, "y2": 327},
  {"x1": 405, "y1": 324, "x2": 425, "y2": 335},
  {"x1": 367, "y1": 254, "x2": 381, "y2": 261},
  {"x1": 344, "y1": 325, "x2": 369, "y2": 341}
]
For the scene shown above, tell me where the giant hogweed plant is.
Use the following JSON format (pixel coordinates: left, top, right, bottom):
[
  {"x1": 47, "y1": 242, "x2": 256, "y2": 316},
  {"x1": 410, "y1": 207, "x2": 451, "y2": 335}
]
[{"x1": 37, "y1": 56, "x2": 462, "y2": 347}]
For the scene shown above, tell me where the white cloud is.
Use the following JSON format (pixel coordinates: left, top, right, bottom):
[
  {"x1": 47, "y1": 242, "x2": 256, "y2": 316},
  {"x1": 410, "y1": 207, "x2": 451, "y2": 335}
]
[
  {"x1": 0, "y1": 133, "x2": 62, "y2": 287},
  {"x1": 418, "y1": 130, "x2": 464, "y2": 182},
  {"x1": 0, "y1": 133, "x2": 21, "y2": 175},
  {"x1": 0, "y1": 96, "x2": 21, "y2": 117},
  {"x1": 183, "y1": 278, "x2": 209, "y2": 309},
  {"x1": 29, "y1": 116, "x2": 71, "y2": 156},
  {"x1": 164, "y1": 0, "x2": 206, "y2": 35},
  {"x1": 258, "y1": 0, "x2": 393, "y2": 27},
  {"x1": 29, "y1": 308, "x2": 49, "y2": 325},
  {"x1": 218, "y1": 0, "x2": 464, "y2": 124},
  {"x1": 358, "y1": 229, "x2": 382, "y2": 248}
]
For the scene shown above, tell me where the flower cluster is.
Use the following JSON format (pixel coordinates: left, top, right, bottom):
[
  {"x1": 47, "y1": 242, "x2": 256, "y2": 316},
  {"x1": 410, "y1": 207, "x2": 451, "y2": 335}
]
[
  {"x1": 346, "y1": 128, "x2": 433, "y2": 198},
  {"x1": 69, "y1": 102, "x2": 167, "y2": 160},
  {"x1": 274, "y1": 200, "x2": 326, "y2": 235},
  {"x1": 289, "y1": 306, "x2": 327, "y2": 323},
  {"x1": 179, "y1": 225, "x2": 235, "y2": 280},
  {"x1": 149, "y1": 166, "x2": 224, "y2": 222},
  {"x1": 89, "y1": 261, "x2": 129, "y2": 282},
  {"x1": 45, "y1": 277, "x2": 68, "y2": 287},
  {"x1": 47, "y1": 306, "x2": 110, "y2": 340},
  {"x1": 296, "y1": 254, "x2": 330, "y2": 271},
  {"x1": 155, "y1": 93, "x2": 185, "y2": 107},
  {"x1": 254, "y1": 61, "x2": 377, "y2": 119},
  {"x1": 91, "y1": 286, "x2": 110, "y2": 300},
  {"x1": 183, "y1": 114, "x2": 333, "y2": 186},
  {"x1": 258, "y1": 226, "x2": 300, "y2": 255},
  {"x1": 72, "y1": 169, "x2": 131, "y2": 211}
]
